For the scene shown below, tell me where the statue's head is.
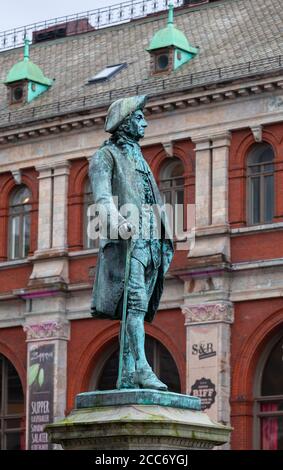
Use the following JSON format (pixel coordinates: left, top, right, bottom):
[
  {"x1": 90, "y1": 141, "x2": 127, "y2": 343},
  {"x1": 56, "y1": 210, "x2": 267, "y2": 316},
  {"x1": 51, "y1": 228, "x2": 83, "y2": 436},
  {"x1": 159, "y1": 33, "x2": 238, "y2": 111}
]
[{"x1": 105, "y1": 95, "x2": 148, "y2": 141}]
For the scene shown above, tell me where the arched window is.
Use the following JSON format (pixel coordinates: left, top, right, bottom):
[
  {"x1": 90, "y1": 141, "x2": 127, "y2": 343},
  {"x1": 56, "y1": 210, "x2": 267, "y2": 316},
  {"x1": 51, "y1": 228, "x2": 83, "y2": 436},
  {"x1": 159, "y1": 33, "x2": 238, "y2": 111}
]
[
  {"x1": 83, "y1": 178, "x2": 98, "y2": 249},
  {"x1": 247, "y1": 143, "x2": 274, "y2": 225},
  {"x1": 159, "y1": 158, "x2": 185, "y2": 236},
  {"x1": 89, "y1": 336, "x2": 181, "y2": 393},
  {"x1": 254, "y1": 334, "x2": 283, "y2": 450},
  {"x1": 0, "y1": 355, "x2": 24, "y2": 450},
  {"x1": 8, "y1": 186, "x2": 31, "y2": 260}
]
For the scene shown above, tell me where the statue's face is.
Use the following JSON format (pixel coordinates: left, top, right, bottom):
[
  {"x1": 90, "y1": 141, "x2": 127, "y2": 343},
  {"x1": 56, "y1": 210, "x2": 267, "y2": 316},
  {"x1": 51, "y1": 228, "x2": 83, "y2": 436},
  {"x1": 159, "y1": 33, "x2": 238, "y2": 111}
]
[{"x1": 125, "y1": 109, "x2": 148, "y2": 140}]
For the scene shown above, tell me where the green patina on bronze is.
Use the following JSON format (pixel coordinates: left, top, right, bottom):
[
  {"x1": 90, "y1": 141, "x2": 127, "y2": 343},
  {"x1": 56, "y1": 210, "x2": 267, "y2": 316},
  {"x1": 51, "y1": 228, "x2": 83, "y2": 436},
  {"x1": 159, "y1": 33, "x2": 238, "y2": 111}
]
[{"x1": 76, "y1": 389, "x2": 201, "y2": 411}]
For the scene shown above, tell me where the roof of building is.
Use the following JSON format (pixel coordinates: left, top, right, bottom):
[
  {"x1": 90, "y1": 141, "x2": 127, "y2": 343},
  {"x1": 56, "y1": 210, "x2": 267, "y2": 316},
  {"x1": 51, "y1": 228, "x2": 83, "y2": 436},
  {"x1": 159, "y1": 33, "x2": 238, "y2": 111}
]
[{"x1": 0, "y1": 0, "x2": 282, "y2": 124}]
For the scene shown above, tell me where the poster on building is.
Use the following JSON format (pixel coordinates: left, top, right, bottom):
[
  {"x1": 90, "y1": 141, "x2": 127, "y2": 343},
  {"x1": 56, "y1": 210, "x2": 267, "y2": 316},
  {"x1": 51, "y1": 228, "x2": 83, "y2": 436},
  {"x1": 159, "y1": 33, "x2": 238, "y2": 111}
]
[{"x1": 28, "y1": 343, "x2": 54, "y2": 450}]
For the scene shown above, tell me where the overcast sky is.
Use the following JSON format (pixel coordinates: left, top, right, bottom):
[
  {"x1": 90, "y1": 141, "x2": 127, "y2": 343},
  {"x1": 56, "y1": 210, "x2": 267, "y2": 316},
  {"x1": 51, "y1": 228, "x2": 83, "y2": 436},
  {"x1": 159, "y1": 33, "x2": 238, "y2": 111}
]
[{"x1": 0, "y1": 0, "x2": 121, "y2": 31}]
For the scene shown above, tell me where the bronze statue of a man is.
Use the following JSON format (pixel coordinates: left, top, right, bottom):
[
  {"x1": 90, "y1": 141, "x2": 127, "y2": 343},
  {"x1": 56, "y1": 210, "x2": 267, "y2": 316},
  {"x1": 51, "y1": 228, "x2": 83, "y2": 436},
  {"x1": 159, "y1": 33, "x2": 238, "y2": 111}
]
[{"x1": 89, "y1": 95, "x2": 174, "y2": 390}]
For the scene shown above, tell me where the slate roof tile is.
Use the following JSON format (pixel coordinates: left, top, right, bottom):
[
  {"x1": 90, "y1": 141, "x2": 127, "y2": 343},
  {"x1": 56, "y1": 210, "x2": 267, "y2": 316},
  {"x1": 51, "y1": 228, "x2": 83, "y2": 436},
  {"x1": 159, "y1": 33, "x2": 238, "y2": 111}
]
[{"x1": 0, "y1": 0, "x2": 281, "y2": 117}]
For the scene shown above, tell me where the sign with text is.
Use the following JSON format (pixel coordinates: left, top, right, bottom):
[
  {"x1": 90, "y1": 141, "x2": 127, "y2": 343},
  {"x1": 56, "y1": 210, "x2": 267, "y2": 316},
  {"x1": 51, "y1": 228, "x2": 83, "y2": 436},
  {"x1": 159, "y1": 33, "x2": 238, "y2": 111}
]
[
  {"x1": 190, "y1": 377, "x2": 216, "y2": 410},
  {"x1": 28, "y1": 343, "x2": 54, "y2": 450},
  {"x1": 192, "y1": 341, "x2": 216, "y2": 360}
]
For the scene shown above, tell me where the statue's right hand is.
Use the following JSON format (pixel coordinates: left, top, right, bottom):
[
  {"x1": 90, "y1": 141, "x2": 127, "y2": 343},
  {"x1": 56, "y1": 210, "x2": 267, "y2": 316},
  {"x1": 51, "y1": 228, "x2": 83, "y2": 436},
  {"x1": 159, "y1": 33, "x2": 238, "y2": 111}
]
[{"x1": 118, "y1": 222, "x2": 136, "y2": 240}]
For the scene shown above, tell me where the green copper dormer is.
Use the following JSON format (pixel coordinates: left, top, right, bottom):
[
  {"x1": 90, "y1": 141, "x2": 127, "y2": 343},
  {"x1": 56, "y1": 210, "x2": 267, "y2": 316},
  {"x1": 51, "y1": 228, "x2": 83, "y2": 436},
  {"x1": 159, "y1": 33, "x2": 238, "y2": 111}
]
[
  {"x1": 147, "y1": 3, "x2": 198, "y2": 74},
  {"x1": 5, "y1": 39, "x2": 53, "y2": 104}
]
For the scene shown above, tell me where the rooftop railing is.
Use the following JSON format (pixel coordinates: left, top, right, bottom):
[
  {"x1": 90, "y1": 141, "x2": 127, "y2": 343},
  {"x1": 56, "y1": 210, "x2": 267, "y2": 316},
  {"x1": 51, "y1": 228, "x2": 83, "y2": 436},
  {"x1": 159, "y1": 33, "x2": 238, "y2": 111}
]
[
  {"x1": 0, "y1": 0, "x2": 202, "y2": 52},
  {"x1": 0, "y1": 54, "x2": 281, "y2": 128}
]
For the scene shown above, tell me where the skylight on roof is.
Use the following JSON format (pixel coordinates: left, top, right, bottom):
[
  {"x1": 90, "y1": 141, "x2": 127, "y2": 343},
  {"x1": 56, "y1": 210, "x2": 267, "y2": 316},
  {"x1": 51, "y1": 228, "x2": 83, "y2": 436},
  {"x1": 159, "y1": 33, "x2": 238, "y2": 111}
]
[{"x1": 88, "y1": 63, "x2": 127, "y2": 84}]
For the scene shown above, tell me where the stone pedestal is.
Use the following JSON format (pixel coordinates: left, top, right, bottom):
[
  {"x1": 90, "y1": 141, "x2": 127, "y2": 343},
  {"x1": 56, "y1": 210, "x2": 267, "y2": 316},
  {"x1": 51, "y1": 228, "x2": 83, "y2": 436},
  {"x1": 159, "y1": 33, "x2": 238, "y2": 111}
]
[{"x1": 46, "y1": 389, "x2": 231, "y2": 450}]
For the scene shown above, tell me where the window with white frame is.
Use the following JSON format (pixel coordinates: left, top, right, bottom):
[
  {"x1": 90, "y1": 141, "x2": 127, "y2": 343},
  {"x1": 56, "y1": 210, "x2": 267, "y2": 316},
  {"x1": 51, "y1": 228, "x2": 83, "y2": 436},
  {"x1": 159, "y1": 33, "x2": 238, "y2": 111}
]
[
  {"x1": 247, "y1": 143, "x2": 274, "y2": 225},
  {"x1": 8, "y1": 186, "x2": 31, "y2": 260}
]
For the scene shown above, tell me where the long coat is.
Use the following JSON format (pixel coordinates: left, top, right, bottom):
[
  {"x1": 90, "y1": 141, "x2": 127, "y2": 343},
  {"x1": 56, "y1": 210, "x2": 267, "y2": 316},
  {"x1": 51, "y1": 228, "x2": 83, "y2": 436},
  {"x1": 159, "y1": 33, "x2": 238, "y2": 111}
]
[{"x1": 89, "y1": 140, "x2": 174, "y2": 323}]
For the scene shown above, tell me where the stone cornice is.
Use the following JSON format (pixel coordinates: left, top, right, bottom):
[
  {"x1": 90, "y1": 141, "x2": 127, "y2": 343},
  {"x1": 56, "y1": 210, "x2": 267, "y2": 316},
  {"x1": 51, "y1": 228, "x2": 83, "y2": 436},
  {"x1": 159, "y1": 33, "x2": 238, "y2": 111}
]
[{"x1": 0, "y1": 74, "x2": 282, "y2": 147}]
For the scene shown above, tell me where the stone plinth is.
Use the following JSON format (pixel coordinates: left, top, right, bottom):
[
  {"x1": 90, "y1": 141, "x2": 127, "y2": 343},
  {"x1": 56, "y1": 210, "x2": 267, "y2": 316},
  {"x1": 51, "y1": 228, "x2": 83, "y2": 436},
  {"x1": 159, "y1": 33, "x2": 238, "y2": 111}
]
[{"x1": 46, "y1": 389, "x2": 231, "y2": 450}]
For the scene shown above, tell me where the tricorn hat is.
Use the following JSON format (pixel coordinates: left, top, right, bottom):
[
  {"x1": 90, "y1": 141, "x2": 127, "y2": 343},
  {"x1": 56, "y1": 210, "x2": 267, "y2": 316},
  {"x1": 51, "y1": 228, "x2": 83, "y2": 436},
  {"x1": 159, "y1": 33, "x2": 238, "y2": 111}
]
[{"x1": 105, "y1": 95, "x2": 147, "y2": 133}]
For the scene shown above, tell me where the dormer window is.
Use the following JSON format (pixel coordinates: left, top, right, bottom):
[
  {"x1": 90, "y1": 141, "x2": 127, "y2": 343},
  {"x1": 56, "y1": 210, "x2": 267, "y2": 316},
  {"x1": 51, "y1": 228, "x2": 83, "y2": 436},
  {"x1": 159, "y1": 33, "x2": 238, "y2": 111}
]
[
  {"x1": 147, "y1": 3, "x2": 198, "y2": 75},
  {"x1": 4, "y1": 39, "x2": 53, "y2": 105}
]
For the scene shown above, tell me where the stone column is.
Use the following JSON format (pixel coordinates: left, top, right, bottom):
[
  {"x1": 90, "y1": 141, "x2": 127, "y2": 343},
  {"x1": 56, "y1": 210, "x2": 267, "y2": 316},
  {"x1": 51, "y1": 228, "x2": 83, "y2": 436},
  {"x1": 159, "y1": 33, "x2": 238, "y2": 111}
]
[
  {"x1": 36, "y1": 165, "x2": 53, "y2": 251},
  {"x1": 194, "y1": 138, "x2": 212, "y2": 227},
  {"x1": 29, "y1": 161, "x2": 70, "y2": 286},
  {"x1": 211, "y1": 133, "x2": 231, "y2": 227},
  {"x1": 23, "y1": 319, "x2": 70, "y2": 450},
  {"x1": 52, "y1": 162, "x2": 70, "y2": 250},
  {"x1": 35, "y1": 161, "x2": 70, "y2": 253},
  {"x1": 182, "y1": 302, "x2": 234, "y2": 431},
  {"x1": 189, "y1": 132, "x2": 231, "y2": 262}
]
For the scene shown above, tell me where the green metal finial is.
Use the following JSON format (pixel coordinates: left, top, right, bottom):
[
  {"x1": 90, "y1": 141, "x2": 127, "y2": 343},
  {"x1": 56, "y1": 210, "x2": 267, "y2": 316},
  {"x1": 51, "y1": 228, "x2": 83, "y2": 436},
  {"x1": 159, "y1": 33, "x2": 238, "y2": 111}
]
[
  {"x1": 24, "y1": 38, "x2": 30, "y2": 61},
  {"x1": 168, "y1": 3, "x2": 174, "y2": 26}
]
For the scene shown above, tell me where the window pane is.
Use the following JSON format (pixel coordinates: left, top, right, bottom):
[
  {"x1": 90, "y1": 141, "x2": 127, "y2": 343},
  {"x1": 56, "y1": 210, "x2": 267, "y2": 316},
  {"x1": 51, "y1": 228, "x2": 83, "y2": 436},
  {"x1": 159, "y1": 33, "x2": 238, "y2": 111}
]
[
  {"x1": 10, "y1": 186, "x2": 31, "y2": 207},
  {"x1": 84, "y1": 178, "x2": 91, "y2": 195},
  {"x1": 261, "y1": 401, "x2": 283, "y2": 412},
  {"x1": 158, "y1": 344, "x2": 181, "y2": 393},
  {"x1": 249, "y1": 165, "x2": 260, "y2": 175},
  {"x1": 85, "y1": 203, "x2": 99, "y2": 249},
  {"x1": 11, "y1": 216, "x2": 20, "y2": 259},
  {"x1": 176, "y1": 190, "x2": 184, "y2": 205},
  {"x1": 5, "y1": 432, "x2": 21, "y2": 450},
  {"x1": 23, "y1": 213, "x2": 31, "y2": 258},
  {"x1": 251, "y1": 177, "x2": 260, "y2": 224},
  {"x1": 5, "y1": 418, "x2": 21, "y2": 429},
  {"x1": 7, "y1": 362, "x2": 24, "y2": 415},
  {"x1": 264, "y1": 175, "x2": 274, "y2": 223},
  {"x1": 161, "y1": 191, "x2": 171, "y2": 205},
  {"x1": 261, "y1": 415, "x2": 283, "y2": 450},
  {"x1": 174, "y1": 177, "x2": 184, "y2": 187},
  {"x1": 97, "y1": 349, "x2": 118, "y2": 391},
  {"x1": 248, "y1": 143, "x2": 274, "y2": 165},
  {"x1": 160, "y1": 180, "x2": 171, "y2": 189},
  {"x1": 171, "y1": 163, "x2": 184, "y2": 178},
  {"x1": 263, "y1": 163, "x2": 274, "y2": 173},
  {"x1": 262, "y1": 338, "x2": 283, "y2": 396}
]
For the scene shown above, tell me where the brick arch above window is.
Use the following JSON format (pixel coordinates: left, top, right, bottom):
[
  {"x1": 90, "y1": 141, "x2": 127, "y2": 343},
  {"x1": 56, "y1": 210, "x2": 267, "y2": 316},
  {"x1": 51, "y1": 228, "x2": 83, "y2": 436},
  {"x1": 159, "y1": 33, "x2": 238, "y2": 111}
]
[
  {"x1": 0, "y1": 173, "x2": 37, "y2": 209},
  {"x1": 0, "y1": 341, "x2": 26, "y2": 392},
  {"x1": 0, "y1": 171, "x2": 38, "y2": 261},
  {"x1": 69, "y1": 158, "x2": 89, "y2": 196},
  {"x1": 230, "y1": 130, "x2": 279, "y2": 169},
  {"x1": 68, "y1": 159, "x2": 89, "y2": 252},
  {"x1": 148, "y1": 143, "x2": 194, "y2": 179}
]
